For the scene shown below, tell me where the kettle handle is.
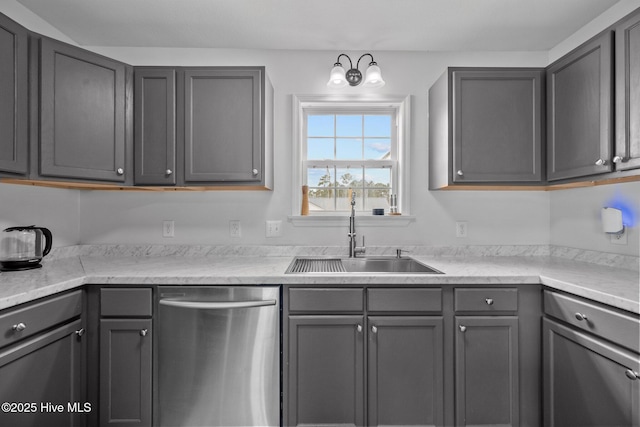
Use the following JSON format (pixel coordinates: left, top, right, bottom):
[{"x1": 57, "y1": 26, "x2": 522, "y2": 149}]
[{"x1": 36, "y1": 227, "x2": 53, "y2": 257}]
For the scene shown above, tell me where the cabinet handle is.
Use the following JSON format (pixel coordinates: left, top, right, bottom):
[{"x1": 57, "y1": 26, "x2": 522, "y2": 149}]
[
  {"x1": 166, "y1": 169, "x2": 173, "y2": 175},
  {"x1": 356, "y1": 324, "x2": 363, "y2": 333},
  {"x1": 371, "y1": 325, "x2": 378, "y2": 334},
  {"x1": 613, "y1": 156, "x2": 624, "y2": 164},
  {"x1": 140, "y1": 329, "x2": 148, "y2": 337},
  {"x1": 75, "y1": 328, "x2": 85, "y2": 337},
  {"x1": 625, "y1": 369, "x2": 639, "y2": 380},
  {"x1": 459, "y1": 325, "x2": 467, "y2": 332},
  {"x1": 575, "y1": 312, "x2": 588, "y2": 322},
  {"x1": 12, "y1": 322, "x2": 26, "y2": 332},
  {"x1": 595, "y1": 159, "x2": 607, "y2": 166},
  {"x1": 116, "y1": 168, "x2": 124, "y2": 175},
  {"x1": 456, "y1": 170, "x2": 464, "y2": 177},
  {"x1": 252, "y1": 169, "x2": 259, "y2": 176},
  {"x1": 485, "y1": 298, "x2": 494, "y2": 305}
]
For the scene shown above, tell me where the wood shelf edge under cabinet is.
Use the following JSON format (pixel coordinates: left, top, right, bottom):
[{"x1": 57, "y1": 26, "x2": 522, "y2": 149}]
[{"x1": 0, "y1": 178, "x2": 272, "y2": 191}]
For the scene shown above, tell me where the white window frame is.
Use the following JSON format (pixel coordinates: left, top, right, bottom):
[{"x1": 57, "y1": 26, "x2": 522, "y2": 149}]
[{"x1": 291, "y1": 94, "x2": 412, "y2": 225}]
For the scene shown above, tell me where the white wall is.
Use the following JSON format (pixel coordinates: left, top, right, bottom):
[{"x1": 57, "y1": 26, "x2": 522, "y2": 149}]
[{"x1": 0, "y1": 0, "x2": 638, "y2": 255}]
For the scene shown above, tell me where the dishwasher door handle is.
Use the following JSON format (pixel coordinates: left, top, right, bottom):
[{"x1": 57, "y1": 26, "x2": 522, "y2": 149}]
[{"x1": 159, "y1": 299, "x2": 277, "y2": 310}]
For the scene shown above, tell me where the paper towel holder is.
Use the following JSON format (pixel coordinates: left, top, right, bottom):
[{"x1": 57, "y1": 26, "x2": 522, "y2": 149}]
[{"x1": 601, "y1": 207, "x2": 625, "y2": 235}]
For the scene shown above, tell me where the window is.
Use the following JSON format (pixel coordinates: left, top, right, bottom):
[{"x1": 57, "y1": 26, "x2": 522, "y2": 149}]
[{"x1": 293, "y1": 95, "x2": 410, "y2": 217}]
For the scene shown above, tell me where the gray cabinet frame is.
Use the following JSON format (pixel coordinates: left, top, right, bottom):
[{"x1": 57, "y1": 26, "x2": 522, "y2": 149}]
[
  {"x1": 0, "y1": 13, "x2": 28, "y2": 175},
  {"x1": 615, "y1": 8, "x2": 640, "y2": 171},
  {"x1": 546, "y1": 31, "x2": 614, "y2": 181}
]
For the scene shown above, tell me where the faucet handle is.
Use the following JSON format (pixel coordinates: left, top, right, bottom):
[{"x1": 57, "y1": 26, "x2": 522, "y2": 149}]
[{"x1": 396, "y1": 248, "x2": 410, "y2": 258}]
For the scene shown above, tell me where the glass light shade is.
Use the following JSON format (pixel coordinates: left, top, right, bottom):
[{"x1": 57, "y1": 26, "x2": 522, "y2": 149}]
[
  {"x1": 327, "y1": 65, "x2": 348, "y2": 88},
  {"x1": 362, "y1": 64, "x2": 385, "y2": 88}
]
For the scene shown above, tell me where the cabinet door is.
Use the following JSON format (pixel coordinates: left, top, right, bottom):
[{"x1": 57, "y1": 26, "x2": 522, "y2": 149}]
[
  {"x1": 100, "y1": 319, "x2": 151, "y2": 427},
  {"x1": 0, "y1": 320, "x2": 85, "y2": 427},
  {"x1": 455, "y1": 316, "x2": 519, "y2": 427},
  {"x1": 40, "y1": 38, "x2": 127, "y2": 182},
  {"x1": 0, "y1": 14, "x2": 28, "y2": 175},
  {"x1": 547, "y1": 32, "x2": 613, "y2": 181},
  {"x1": 134, "y1": 68, "x2": 176, "y2": 185},
  {"x1": 288, "y1": 315, "x2": 364, "y2": 427},
  {"x1": 543, "y1": 318, "x2": 640, "y2": 427},
  {"x1": 368, "y1": 316, "x2": 444, "y2": 427},
  {"x1": 183, "y1": 68, "x2": 262, "y2": 183},
  {"x1": 615, "y1": 9, "x2": 640, "y2": 171},
  {"x1": 452, "y1": 69, "x2": 544, "y2": 183}
]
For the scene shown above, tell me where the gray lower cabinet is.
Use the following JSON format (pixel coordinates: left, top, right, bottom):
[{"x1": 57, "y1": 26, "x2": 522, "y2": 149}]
[
  {"x1": 39, "y1": 37, "x2": 130, "y2": 183},
  {"x1": 546, "y1": 31, "x2": 614, "y2": 181},
  {"x1": 99, "y1": 288, "x2": 152, "y2": 427},
  {"x1": 455, "y1": 316, "x2": 519, "y2": 426},
  {"x1": 288, "y1": 315, "x2": 365, "y2": 427},
  {"x1": 429, "y1": 67, "x2": 545, "y2": 189},
  {"x1": 368, "y1": 316, "x2": 444, "y2": 427},
  {"x1": 615, "y1": 8, "x2": 640, "y2": 172},
  {"x1": 0, "y1": 290, "x2": 85, "y2": 427},
  {"x1": 0, "y1": 13, "x2": 28, "y2": 175},
  {"x1": 543, "y1": 289, "x2": 640, "y2": 427}
]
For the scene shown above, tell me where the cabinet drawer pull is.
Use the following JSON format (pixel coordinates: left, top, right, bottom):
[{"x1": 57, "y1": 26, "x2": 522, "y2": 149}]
[
  {"x1": 595, "y1": 158, "x2": 607, "y2": 166},
  {"x1": 625, "y1": 369, "x2": 639, "y2": 380},
  {"x1": 456, "y1": 170, "x2": 464, "y2": 176},
  {"x1": 12, "y1": 322, "x2": 26, "y2": 332},
  {"x1": 575, "y1": 312, "x2": 588, "y2": 322},
  {"x1": 116, "y1": 168, "x2": 124, "y2": 175},
  {"x1": 75, "y1": 328, "x2": 85, "y2": 337},
  {"x1": 140, "y1": 329, "x2": 148, "y2": 337},
  {"x1": 613, "y1": 156, "x2": 624, "y2": 163},
  {"x1": 165, "y1": 169, "x2": 173, "y2": 176},
  {"x1": 485, "y1": 298, "x2": 494, "y2": 305},
  {"x1": 356, "y1": 324, "x2": 362, "y2": 333},
  {"x1": 252, "y1": 169, "x2": 259, "y2": 176},
  {"x1": 459, "y1": 325, "x2": 467, "y2": 332},
  {"x1": 371, "y1": 325, "x2": 378, "y2": 334}
]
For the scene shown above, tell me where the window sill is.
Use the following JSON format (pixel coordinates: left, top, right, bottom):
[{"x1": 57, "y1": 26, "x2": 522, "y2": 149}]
[{"x1": 288, "y1": 214, "x2": 415, "y2": 227}]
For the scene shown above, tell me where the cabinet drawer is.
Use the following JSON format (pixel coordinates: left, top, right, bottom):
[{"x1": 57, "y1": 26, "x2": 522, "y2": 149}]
[
  {"x1": 289, "y1": 288, "x2": 364, "y2": 312},
  {"x1": 101, "y1": 288, "x2": 153, "y2": 317},
  {"x1": 0, "y1": 290, "x2": 83, "y2": 348},
  {"x1": 367, "y1": 288, "x2": 442, "y2": 312},
  {"x1": 455, "y1": 288, "x2": 518, "y2": 312},
  {"x1": 544, "y1": 290, "x2": 640, "y2": 352}
]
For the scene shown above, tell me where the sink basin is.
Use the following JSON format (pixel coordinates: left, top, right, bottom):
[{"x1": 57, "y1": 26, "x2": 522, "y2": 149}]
[{"x1": 285, "y1": 256, "x2": 443, "y2": 274}]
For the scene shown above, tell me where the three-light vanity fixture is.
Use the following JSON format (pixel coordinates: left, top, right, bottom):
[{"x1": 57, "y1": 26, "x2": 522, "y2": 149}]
[{"x1": 327, "y1": 53, "x2": 385, "y2": 88}]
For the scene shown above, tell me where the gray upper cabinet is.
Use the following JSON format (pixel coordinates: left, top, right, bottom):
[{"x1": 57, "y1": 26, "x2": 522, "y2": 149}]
[
  {"x1": 183, "y1": 67, "x2": 273, "y2": 187},
  {"x1": 134, "y1": 66, "x2": 273, "y2": 188},
  {"x1": 614, "y1": 8, "x2": 640, "y2": 172},
  {"x1": 0, "y1": 14, "x2": 28, "y2": 175},
  {"x1": 134, "y1": 68, "x2": 176, "y2": 185},
  {"x1": 39, "y1": 37, "x2": 129, "y2": 182},
  {"x1": 546, "y1": 31, "x2": 614, "y2": 181},
  {"x1": 429, "y1": 68, "x2": 545, "y2": 189}
]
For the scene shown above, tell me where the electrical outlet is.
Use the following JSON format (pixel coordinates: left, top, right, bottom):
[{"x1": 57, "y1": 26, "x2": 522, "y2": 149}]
[
  {"x1": 162, "y1": 220, "x2": 175, "y2": 238},
  {"x1": 265, "y1": 220, "x2": 283, "y2": 238},
  {"x1": 610, "y1": 231, "x2": 628, "y2": 245},
  {"x1": 229, "y1": 220, "x2": 241, "y2": 238},
  {"x1": 456, "y1": 221, "x2": 468, "y2": 238}
]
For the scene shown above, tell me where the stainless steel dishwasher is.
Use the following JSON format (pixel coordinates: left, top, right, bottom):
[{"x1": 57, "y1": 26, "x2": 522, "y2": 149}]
[{"x1": 157, "y1": 286, "x2": 280, "y2": 427}]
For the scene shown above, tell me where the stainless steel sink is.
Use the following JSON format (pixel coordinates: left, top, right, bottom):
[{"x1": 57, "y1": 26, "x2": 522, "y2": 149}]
[{"x1": 285, "y1": 256, "x2": 443, "y2": 274}]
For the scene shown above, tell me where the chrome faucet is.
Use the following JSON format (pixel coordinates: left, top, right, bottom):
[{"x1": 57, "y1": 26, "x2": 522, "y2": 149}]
[{"x1": 348, "y1": 190, "x2": 366, "y2": 258}]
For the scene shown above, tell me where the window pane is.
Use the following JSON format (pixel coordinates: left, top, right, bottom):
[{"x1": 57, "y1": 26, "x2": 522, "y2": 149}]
[
  {"x1": 336, "y1": 167, "x2": 363, "y2": 188},
  {"x1": 307, "y1": 138, "x2": 334, "y2": 159},
  {"x1": 365, "y1": 187, "x2": 391, "y2": 211},
  {"x1": 364, "y1": 138, "x2": 391, "y2": 159},
  {"x1": 337, "y1": 188, "x2": 361, "y2": 211},
  {"x1": 364, "y1": 167, "x2": 391, "y2": 187},
  {"x1": 307, "y1": 166, "x2": 334, "y2": 188},
  {"x1": 336, "y1": 115, "x2": 362, "y2": 137},
  {"x1": 308, "y1": 115, "x2": 334, "y2": 137},
  {"x1": 336, "y1": 138, "x2": 362, "y2": 160},
  {"x1": 364, "y1": 115, "x2": 391, "y2": 137}
]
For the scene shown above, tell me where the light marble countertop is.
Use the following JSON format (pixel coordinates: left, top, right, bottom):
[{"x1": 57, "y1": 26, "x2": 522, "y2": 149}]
[{"x1": 0, "y1": 246, "x2": 638, "y2": 314}]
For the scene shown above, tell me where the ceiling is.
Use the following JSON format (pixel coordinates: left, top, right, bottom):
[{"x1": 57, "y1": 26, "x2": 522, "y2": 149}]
[{"x1": 16, "y1": 0, "x2": 620, "y2": 51}]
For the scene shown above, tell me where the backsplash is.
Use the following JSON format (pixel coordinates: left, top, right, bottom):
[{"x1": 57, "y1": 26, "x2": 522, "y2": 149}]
[{"x1": 44, "y1": 244, "x2": 639, "y2": 272}]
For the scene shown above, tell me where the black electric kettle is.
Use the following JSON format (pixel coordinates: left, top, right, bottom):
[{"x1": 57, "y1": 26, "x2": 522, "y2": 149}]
[{"x1": 0, "y1": 226, "x2": 53, "y2": 271}]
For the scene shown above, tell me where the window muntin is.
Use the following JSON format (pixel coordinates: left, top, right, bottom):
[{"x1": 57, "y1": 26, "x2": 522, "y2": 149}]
[{"x1": 303, "y1": 111, "x2": 396, "y2": 212}]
